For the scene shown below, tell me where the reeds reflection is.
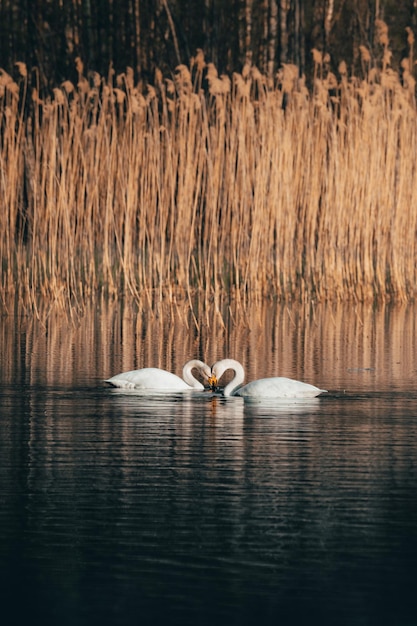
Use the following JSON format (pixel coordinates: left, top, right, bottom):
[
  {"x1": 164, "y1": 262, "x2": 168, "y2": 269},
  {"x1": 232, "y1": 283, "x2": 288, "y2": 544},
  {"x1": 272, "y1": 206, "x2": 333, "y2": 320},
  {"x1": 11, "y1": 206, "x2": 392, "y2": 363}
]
[
  {"x1": 1, "y1": 301, "x2": 417, "y2": 626},
  {"x1": 1, "y1": 299, "x2": 416, "y2": 393}
]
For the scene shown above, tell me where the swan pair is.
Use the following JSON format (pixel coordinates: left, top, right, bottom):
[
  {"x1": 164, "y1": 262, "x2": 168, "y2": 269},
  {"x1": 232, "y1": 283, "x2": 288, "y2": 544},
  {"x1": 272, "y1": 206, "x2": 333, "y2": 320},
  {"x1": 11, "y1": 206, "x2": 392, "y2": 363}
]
[{"x1": 105, "y1": 358, "x2": 326, "y2": 398}]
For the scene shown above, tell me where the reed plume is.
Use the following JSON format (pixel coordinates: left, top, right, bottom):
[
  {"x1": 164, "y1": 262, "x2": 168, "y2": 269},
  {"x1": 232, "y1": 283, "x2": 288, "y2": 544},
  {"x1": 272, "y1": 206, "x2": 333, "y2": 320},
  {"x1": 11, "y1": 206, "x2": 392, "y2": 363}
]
[{"x1": 1, "y1": 25, "x2": 417, "y2": 317}]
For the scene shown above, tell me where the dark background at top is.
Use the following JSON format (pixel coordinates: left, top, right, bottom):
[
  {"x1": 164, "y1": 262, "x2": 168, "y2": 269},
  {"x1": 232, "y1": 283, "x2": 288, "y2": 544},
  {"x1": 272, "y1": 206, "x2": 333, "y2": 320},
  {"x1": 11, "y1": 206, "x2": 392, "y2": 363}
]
[{"x1": 0, "y1": 1, "x2": 416, "y2": 91}]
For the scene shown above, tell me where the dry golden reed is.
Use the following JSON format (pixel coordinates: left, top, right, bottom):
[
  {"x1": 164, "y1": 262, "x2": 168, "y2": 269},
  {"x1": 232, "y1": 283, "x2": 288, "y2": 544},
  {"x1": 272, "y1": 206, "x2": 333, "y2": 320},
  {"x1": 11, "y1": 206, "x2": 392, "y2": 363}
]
[{"x1": 1, "y1": 34, "x2": 417, "y2": 317}]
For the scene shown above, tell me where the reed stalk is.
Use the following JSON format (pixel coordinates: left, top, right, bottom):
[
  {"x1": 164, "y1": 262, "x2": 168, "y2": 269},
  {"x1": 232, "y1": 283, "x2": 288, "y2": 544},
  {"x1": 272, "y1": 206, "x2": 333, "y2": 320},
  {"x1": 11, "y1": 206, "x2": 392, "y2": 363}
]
[{"x1": 1, "y1": 33, "x2": 417, "y2": 318}]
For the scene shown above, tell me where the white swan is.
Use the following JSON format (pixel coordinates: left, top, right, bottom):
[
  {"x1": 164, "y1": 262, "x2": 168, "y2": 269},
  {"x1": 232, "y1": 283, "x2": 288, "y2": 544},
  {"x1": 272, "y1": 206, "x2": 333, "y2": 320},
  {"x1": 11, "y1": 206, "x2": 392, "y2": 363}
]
[
  {"x1": 208, "y1": 358, "x2": 327, "y2": 398},
  {"x1": 105, "y1": 359, "x2": 211, "y2": 391}
]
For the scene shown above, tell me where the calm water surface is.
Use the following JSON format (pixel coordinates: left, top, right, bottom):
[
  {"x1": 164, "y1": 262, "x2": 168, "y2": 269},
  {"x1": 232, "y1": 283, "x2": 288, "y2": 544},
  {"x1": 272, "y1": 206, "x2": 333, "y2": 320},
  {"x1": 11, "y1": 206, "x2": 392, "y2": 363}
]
[{"x1": 1, "y1": 302, "x2": 417, "y2": 626}]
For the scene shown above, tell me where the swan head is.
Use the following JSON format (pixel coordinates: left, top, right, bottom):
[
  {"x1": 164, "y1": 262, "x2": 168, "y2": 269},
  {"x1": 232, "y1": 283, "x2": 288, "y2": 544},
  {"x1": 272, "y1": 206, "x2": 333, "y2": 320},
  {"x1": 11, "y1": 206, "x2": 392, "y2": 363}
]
[{"x1": 199, "y1": 362, "x2": 214, "y2": 389}]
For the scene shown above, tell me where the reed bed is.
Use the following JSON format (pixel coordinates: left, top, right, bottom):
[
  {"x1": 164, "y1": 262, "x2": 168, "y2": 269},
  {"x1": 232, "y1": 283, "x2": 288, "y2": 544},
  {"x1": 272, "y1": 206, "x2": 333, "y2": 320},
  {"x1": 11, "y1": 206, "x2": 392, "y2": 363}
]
[{"x1": 1, "y1": 40, "x2": 417, "y2": 319}]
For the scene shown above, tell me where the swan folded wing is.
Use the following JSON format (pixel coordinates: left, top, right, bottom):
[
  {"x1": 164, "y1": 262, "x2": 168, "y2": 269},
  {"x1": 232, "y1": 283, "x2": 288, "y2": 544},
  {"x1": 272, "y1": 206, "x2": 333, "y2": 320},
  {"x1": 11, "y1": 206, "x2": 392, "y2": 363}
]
[
  {"x1": 105, "y1": 367, "x2": 191, "y2": 390},
  {"x1": 235, "y1": 377, "x2": 327, "y2": 398}
]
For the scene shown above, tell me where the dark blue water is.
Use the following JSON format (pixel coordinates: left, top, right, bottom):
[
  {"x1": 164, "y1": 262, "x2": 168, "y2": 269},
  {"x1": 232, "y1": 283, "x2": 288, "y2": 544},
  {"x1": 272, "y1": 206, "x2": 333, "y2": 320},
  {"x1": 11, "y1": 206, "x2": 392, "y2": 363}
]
[{"x1": 1, "y1": 305, "x2": 417, "y2": 626}]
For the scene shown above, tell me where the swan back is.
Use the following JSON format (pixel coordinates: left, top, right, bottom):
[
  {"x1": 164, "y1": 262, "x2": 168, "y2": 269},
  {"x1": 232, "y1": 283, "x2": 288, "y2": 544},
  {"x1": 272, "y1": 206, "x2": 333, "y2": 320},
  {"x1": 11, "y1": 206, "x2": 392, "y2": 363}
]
[
  {"x1": 235, "y1": 377, "x2": 326, "y2": 398},
  {"x1": 105, "y1": 367, "x2": 191, "y2": 390}
]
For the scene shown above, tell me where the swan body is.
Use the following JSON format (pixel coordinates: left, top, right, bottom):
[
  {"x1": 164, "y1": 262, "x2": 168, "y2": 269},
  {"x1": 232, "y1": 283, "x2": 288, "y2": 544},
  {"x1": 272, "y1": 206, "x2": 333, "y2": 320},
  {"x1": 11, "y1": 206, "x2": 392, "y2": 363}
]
[
  {"x1": 209, "y1": 358, "x2": 327, "y2": 398},
  {"x1": 105, "y1": 359, "x2": 211, "y2": 391}
]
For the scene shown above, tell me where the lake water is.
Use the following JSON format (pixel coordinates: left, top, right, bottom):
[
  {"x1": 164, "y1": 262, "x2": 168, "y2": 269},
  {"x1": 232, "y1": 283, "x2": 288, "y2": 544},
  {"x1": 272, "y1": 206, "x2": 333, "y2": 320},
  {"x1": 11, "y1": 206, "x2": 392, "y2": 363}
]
[{"x1": 1, "y1": 300, "x2": 417, "y2": 626}]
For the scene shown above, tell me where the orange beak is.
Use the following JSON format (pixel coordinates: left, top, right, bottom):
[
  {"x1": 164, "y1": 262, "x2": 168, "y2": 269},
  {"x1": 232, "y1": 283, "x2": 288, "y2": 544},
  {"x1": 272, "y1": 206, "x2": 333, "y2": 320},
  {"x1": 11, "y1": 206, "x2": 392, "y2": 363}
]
[{"x1": 208, "y1": 374, "x2": 218, "y2": 390}]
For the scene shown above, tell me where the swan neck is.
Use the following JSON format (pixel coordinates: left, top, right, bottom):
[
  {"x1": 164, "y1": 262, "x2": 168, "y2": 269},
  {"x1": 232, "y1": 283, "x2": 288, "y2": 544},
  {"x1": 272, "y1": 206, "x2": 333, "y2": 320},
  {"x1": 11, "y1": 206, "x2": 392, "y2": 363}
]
[
  {"x1": 221, "y1": 360, "x2": 245, "y2": 397},
  {"x1": 182, "y1": 360, "x2": 205, "y2": 389}
]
